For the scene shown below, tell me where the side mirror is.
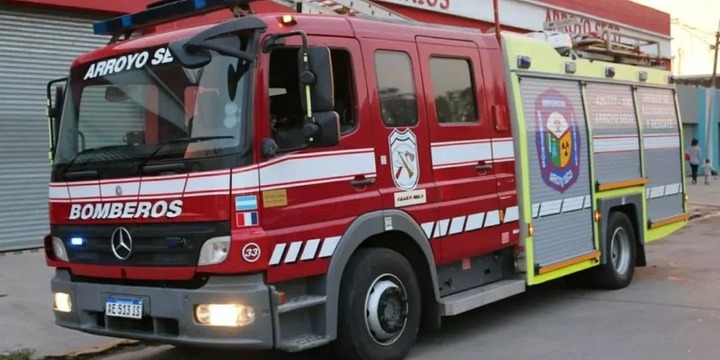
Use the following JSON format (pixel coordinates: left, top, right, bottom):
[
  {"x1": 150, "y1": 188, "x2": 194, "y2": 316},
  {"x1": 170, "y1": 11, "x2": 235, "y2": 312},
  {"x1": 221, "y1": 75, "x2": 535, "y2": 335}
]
[
  {"x1": 261, "y1": 138, "x2": 279, "y2": 158},
  {"x1": 306, "y1": 111, "x2": 340, "y2": 147},
  {"x1": 297, "y1": 46, "x2": 338, "y2": 148},
  {"x1": 168, "y1": 17, "x2": 267, "y2": 69},
  {"x1": 46, "y1": 77, "x2": 66, "y2": 162},
  {"x1": 298, "y1": 46, "x2": 334, "y2": 114}
]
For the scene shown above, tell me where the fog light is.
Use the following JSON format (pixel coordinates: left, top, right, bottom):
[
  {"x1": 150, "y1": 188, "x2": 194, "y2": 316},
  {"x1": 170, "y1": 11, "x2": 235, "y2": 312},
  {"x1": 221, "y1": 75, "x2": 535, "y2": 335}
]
[
  {"x1": 52, "y1": 236, "x2": 69, "y2": 262},
  {"x1": 198, "y1": 236, "x2": 230, "y2": 266},
  {"x1": 54, "y1": 292, "x2": 72, "y2": 313},
  {"x1": 195, "y1": 304, "x2": 255, "y2": 327}
]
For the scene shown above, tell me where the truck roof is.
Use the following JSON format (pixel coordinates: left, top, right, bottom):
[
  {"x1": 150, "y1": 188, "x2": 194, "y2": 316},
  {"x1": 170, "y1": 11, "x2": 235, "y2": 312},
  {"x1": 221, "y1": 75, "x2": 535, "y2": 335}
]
[{"x1": 72, "y1": 12, "x2": 501, "y2": 68}]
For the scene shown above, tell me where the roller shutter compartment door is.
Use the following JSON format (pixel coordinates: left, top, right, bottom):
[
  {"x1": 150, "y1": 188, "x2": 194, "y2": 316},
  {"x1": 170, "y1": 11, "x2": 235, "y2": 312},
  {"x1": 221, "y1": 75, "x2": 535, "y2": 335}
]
[
  {"x1": 637, "y1": 87, "x2": 685, "y2": 224},
  {"x1": 518, "y1": 76, "x2": 596, "y2": 269},
  {"x1": 0, "y1": 6, "x2": 109, "y2": 251}
]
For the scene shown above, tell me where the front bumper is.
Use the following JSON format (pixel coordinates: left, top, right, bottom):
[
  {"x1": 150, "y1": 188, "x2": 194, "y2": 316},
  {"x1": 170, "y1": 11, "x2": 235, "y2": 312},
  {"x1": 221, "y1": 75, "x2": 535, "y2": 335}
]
[{"x1": 50, "y1": 269, "x2": 275, "y2": 349}]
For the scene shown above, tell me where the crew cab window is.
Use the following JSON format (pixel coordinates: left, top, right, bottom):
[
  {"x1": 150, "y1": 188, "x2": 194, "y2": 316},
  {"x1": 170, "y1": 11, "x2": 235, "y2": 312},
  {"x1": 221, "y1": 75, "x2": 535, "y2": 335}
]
[
  {"x1": 429, "y1": 57, "x2": 478, "y2": 124},
  {"x1": 267, "y1": 47, "x2": 357, "y2": 151},
  {"x1": 375, "y1": 50, "x2": 418, "y2": 127}
]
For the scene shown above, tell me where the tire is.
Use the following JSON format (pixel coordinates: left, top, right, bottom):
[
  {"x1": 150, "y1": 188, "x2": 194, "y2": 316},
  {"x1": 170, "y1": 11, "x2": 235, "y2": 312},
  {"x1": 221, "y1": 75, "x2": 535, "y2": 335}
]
[
  {"x1": 589, "y1": 211, "x2": 637, "y2": 289},
  {"x1": 334, "y1": 248, "x2": 421, "y2": 360}
]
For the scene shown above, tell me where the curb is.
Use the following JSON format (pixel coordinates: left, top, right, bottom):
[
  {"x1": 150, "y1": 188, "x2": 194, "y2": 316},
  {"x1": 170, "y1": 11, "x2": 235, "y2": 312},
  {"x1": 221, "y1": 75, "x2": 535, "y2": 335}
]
[
  {"x1": 688, "y1": 203, "x2": 720, "y2": 221},
  {"x1": 0, "y1": 248, "x2": 42, "y2": 257},
  {"x1": 688, "y1": 202, "x2": 720, "y2": 208},
  {"x1": 41, "y1": 340, "x2": 142, "y2": 360}
]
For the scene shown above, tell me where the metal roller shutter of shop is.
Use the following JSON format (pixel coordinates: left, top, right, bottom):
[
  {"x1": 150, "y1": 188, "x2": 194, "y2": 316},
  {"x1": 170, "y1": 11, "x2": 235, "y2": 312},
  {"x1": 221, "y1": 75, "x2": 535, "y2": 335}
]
[{"x1": 0, "y1": 6, "x2": 110, "y2": 251}]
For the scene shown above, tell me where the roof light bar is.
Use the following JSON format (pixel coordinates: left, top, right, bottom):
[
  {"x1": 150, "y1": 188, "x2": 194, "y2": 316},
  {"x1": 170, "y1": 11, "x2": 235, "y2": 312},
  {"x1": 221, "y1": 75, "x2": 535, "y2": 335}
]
[{"x1": 93, "y1": 0, "x2": 254, "y2": 36}]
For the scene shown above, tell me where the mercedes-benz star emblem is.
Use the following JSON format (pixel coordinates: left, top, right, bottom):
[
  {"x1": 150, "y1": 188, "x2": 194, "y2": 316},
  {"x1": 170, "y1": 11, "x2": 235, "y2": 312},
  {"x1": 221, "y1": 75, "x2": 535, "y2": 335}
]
[
  {"x1": 115, "y1": 185, "x2": 123, "y2": 196},
  {"x1": 110, "y1": 227, "x2": 133, "y2": 261}
]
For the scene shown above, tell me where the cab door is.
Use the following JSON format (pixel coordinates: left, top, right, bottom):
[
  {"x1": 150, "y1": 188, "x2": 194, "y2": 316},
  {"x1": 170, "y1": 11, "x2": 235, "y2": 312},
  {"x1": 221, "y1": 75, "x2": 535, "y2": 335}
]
[
  {"x1": 416, "y1": 36, "x2": 501, "y2": 265},
  {"x1": 361, "y1": 39, "x2": 440, "y2": 258},
  {"x1": 252, "y1": 35, "x2": 380, "y2": 281}
]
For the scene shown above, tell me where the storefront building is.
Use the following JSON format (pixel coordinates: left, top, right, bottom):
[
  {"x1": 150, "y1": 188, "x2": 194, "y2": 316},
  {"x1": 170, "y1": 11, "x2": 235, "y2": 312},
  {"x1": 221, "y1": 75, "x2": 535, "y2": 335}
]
[{"x1": 0, "y1": 0, "x2": 671, "y2": 251}]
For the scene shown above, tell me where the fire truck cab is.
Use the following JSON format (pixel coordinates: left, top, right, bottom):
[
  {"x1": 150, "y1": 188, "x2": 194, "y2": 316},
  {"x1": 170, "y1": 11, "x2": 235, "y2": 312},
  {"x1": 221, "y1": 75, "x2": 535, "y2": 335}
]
[{"x1": 44, "y1": 1, "x2": 689, "y2": 359}]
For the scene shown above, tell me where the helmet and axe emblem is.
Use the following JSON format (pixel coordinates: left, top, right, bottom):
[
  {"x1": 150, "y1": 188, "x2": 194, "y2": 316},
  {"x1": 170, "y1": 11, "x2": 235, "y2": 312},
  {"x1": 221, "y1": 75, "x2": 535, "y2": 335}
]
[
  {"x1": 388, "y1": 129, "x2": 420, "y2": 191},
  {"x1": 394, "y1": 150, "x2": 416, "y2": 180}
]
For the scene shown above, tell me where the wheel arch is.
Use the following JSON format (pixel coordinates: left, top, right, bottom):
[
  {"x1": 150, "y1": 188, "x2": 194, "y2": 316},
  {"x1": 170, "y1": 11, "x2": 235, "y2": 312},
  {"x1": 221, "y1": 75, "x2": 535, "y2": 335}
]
[
  {"x1": 324, "y1": 209, "x2": 441, "y2": 340},
  {"x1": 597, "y1": 194, "x2": 646, "y2": 267}
]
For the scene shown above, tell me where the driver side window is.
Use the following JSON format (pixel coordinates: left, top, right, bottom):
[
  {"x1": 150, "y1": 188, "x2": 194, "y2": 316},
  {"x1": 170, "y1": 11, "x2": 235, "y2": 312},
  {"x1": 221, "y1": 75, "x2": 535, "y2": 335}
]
[{"x1": 267, "y1": 46, "x2": 357, "y2": 151}]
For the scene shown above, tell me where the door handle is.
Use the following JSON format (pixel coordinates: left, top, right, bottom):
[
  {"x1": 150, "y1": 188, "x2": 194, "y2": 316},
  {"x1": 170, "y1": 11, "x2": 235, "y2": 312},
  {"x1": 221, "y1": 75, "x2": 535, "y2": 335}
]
[
  {"x1": 350, "y1": 177, "x2": 376, "y2": 187},
  {"x1": 475, "y1": 164, "x2": 493, "y2": 171}
]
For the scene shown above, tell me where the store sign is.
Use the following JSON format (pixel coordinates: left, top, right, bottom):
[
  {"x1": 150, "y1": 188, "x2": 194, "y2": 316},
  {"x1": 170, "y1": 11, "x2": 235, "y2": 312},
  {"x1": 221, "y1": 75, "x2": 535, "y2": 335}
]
[
  {"x1": 374, "y1": 0, "x2": 670, "y2": 57},
  {"x1": 544, "y1": 10, "x2": 622, "y2": 42},
  {"x1": 374, "y1": 0, "x2": 475, "y2": 19}
]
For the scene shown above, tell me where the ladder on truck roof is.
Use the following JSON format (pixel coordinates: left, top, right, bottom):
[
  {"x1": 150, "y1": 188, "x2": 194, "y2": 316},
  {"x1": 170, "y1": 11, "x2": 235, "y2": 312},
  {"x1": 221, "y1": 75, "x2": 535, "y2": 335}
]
[
  {"x1": 540, "y1": 17, "x2": 665, "y2": 68},
  {"x1": 572, "y1": 30, "x2": 664, "y2": 68}
]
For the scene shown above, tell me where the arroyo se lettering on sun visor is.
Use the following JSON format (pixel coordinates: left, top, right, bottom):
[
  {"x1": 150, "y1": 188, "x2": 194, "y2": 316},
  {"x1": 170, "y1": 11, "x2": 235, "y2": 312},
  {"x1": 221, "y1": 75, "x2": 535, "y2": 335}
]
[{"x1": 82, "y1": 47, "x2": 175, "y2": 80}]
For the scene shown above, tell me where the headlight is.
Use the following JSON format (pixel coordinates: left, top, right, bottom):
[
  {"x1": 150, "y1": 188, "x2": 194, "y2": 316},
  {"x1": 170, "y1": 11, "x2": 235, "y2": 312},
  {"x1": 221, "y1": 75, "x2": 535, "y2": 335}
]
[
  {"x1": 52, "y1": 236, "x2": 69, "y2": 262},
  {"x1": 195, "y1": 304, "x2": 255, "y2": 327},
  {"x1": 198, "y1": 236, "x2": 230, "y2": 266},
  {"x1": 54, "y1": 292, "x2": 72, "y2": 313}
]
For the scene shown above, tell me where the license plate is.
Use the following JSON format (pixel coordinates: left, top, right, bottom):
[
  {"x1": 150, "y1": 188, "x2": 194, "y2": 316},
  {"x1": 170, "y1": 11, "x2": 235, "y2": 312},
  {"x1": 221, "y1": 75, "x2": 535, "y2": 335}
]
[{"x1": 105, "y1": 296, "x2": 143, "y2": 319}]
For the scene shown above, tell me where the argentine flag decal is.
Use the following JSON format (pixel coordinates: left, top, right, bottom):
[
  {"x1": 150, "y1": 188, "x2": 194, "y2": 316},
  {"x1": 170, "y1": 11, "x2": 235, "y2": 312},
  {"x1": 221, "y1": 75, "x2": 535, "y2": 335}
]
[{"x1": 235, "y1": 195, "x2": 258, "y2": 211}]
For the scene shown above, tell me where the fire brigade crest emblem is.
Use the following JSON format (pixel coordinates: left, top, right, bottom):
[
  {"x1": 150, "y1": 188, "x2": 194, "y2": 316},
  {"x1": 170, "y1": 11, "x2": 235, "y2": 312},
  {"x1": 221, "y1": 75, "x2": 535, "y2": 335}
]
[
  {"x1": 388, "y1": 129, "x2": 419, "y2": 191},
  {"x1": 535, "y1": 88, "x2": 581, "y2": 193}
]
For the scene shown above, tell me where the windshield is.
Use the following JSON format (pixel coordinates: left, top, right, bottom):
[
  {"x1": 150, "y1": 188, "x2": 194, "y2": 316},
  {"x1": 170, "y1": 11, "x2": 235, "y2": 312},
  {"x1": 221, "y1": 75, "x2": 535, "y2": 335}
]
[{"x1": 52, "y1": 34, "x2": 255, "y2": 182}]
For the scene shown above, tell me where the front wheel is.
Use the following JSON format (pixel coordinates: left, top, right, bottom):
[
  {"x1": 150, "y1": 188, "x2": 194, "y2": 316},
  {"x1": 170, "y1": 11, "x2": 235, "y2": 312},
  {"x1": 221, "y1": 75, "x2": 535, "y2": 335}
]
[
  {"x1": 334, "y1": 248, "x2": 421, "y2": 360},
  {"x1": 590, "y1": 211, "x2": 637, "y2": 289}
]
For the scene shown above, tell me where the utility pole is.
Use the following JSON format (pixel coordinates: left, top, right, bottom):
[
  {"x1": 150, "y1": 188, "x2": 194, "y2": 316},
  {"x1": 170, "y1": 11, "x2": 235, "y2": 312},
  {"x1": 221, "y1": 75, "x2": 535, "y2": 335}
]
[
  {"x1": 705, "y1": 20, "x2": 720, "y2": 165},
  {"x1": 492, "y1": 0, "x2": 501, "y2": 46},
  {"x1": 677, "y1": 47, "x2": 683, "y2": 76}
]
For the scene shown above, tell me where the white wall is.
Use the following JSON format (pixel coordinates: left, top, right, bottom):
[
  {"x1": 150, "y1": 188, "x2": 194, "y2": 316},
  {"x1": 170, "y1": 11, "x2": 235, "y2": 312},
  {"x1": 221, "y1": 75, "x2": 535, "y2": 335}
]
[{"x1": 632, "y1": 0, "x2": 720, "y2": 76}]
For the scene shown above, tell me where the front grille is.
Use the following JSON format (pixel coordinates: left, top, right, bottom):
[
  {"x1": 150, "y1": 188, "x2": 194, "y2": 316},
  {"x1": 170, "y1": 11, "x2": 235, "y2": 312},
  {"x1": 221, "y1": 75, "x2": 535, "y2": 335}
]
[
  {"x1": 52, "y1": 222, "x2": 230, "y2": 267},
  {"x1": 70, "y1": 274, "x2": 210, "y2": 289}
]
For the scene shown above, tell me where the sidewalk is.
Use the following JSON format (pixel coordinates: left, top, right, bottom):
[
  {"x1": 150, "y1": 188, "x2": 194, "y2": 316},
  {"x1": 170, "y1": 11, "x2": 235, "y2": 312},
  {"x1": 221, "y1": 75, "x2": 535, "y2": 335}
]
[
  {"x1": 0, "y1": 251, "x2": 123, "y2": 359},
  {"x1": 1, "y1": 181, "x2": 719, "y2": 359},
  {"x1": 687, "y1": 176, "x2": 720, "y2": 208}
]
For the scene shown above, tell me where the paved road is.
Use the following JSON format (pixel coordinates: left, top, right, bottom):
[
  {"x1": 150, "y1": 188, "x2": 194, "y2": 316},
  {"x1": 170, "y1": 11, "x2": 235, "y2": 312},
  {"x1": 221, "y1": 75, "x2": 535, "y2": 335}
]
[
  {"x1": 99, "y1": 211, "x2": 720, "y2": 360},
  {"x1": 0, "y1": 252, "x2": 118, "y2": 357}
]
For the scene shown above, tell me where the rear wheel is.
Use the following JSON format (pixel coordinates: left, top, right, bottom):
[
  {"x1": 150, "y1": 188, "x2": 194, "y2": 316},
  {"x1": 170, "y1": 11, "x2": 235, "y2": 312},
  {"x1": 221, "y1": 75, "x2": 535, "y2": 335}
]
[
  {"x1": 335, "y1": 248, "x2": 421, "y2": 360},
  {"x1": 590, "y1": 211, "x2": 637, "y2": 289}
]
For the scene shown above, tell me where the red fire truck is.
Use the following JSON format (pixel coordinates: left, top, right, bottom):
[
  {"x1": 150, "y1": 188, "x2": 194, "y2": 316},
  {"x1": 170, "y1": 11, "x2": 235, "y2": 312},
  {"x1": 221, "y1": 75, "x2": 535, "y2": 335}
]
[{"x1": 44, "y1": 0, "x2": 689, "y2": 359}]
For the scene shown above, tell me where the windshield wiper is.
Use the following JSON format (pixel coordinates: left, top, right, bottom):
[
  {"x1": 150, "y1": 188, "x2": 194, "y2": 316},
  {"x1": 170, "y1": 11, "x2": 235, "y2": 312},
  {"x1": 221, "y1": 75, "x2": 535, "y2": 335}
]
[
  {"x1": 60, "y1": 144, "x2": 135, "y2": 180},
  {"x1": 138, "y1": 136, "x2": 235, "y2": 174}
]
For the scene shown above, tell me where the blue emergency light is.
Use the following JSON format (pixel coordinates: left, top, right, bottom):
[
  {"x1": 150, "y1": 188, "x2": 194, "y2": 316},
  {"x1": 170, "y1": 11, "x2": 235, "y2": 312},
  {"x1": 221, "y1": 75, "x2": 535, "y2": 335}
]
[{"x1": 93, "y1": 0, "x2": 255, "y2": 36}]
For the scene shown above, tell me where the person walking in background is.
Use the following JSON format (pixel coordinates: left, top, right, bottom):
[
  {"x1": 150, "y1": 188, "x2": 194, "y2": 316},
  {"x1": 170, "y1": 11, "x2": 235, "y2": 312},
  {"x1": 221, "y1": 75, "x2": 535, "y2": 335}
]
[
  {"x1": 703, "y1": 159, "x2": 714, "y2": 185},
  {"x1": 686, "y1": 139, "x2": 701, "y2": 184}
]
